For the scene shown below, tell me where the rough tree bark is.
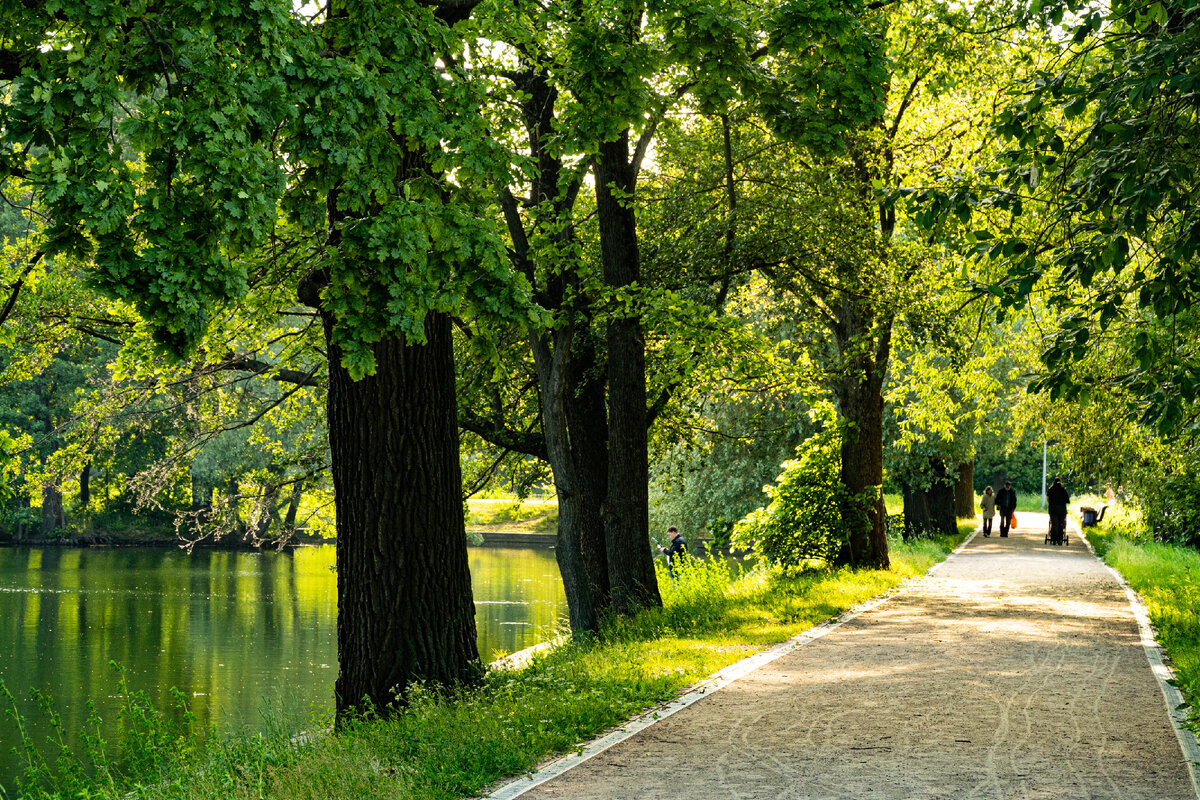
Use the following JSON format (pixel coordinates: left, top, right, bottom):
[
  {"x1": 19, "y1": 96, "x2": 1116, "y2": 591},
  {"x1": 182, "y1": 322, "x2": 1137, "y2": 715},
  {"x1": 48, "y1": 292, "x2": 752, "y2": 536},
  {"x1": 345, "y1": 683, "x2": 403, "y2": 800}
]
[
  {"x1": 835, "y1": 376, "x2": 890, "y2": 568},
  {"x1": 926, "y1": 458, "x2": 958, "y2": 535},
  {"x1": 954, "y1": 460, "x2": 975, "y2": 518},
  {"x1": 596, "y1": 133, "x2": 661, "y2": 615},
  {"x1": 282, "y1": 479, "x2": 304, "y2": 533},
  {"x1": 531, "y1": 322, "x2": 599, "y2": 634},
  {"x1": 567, "y1": 332, "x2": 611, "y2": 614},
  {"x1": 318, "y1": 309, "x2": 480, "y2": 719},
  {"x1": 902, "y1": 459, "x2": 958, "y2": 539},
  {"x1": 831, "y1": 297, "x2": 892, "y2": 569}
]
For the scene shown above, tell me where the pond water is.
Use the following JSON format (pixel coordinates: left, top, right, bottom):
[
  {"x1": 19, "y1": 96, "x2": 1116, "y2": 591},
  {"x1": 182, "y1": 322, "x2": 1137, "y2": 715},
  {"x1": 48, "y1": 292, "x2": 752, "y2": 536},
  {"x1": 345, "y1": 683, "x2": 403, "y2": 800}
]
[{"x1": 0, "y1": 544, "x2": 565, "y2": 790}]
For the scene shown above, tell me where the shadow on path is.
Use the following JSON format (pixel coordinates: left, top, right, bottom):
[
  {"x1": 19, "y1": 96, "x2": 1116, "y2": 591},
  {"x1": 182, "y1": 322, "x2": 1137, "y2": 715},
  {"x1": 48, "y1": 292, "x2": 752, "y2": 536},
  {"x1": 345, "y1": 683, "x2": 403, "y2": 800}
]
[{"x1": 492, "y1": 515, "x2": 1199, "y2": 800}]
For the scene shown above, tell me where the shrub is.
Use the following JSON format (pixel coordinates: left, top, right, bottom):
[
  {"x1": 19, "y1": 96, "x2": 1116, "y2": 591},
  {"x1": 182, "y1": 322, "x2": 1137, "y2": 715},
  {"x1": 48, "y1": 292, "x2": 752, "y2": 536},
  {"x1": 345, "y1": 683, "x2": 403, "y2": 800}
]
[{"x1": 731, "y1": 424, "x2": 847, "y2": 569}]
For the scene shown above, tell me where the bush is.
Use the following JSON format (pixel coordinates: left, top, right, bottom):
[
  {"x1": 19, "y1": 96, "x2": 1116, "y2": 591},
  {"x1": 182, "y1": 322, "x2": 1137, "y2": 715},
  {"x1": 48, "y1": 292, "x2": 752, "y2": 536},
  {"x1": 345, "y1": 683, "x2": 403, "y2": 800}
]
[
  {"x1": 1130, "y1": 470, "x2": 1200, "y2": 548},
  {"x1": 731, "y1": 425, "x2": 847, "y2": 569}
]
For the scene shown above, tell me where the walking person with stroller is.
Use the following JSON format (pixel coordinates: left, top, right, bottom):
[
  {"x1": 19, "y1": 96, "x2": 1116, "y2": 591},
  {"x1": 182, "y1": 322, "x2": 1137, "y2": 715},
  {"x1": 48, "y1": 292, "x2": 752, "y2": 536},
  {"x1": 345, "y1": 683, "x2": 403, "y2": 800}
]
[
  {"x1": 996, "y1": 481, "x2": 1018, "y2": 538},
  {"x1": 980, "y1": 486, "x2": 997, "y2": 537},
  {"x1": 1047, "y1": 477, "x2": 1070, "y2": 544}
]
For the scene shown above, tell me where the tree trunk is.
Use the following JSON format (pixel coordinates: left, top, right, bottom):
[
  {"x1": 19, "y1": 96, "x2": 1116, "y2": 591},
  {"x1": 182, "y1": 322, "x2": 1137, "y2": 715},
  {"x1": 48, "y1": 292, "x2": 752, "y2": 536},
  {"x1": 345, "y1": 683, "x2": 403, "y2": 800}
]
[
  {"x1": 41, "y1": 482, "x2": 65, "y2": 537},
  {"x1": 902, "y1": 484, "x2": 931, "y2": 540},
  {"x1": 926, "y1": 458, "x2": 957, "y2": 536},
  {"x1": 531, "y1": 324, "x2": 599, "y2": 635},
  {"x1": 79, "y1": 462, "x2": 91, "y2": 507},
  {"x1": 323, "y1": 311, "x2": 480, "y2": 719},
  {"x1": 836, "y1": 381, "x2": 889, "y2": 568},
  {"x1": 953, "y1": 460, "x2": 975, "y2": 518},
  {"x1": 595, "y1": 133, "x2": 661, "y2": 616},
  {"x1": 566, "y1": 331, "x2": 611, "y2": 615},
  {"x1": 251, "y1": 479, "x2": 282, "y2": 542},
  {"x1": 282, "y1": 479, "x2": 305, "y2": 533}
]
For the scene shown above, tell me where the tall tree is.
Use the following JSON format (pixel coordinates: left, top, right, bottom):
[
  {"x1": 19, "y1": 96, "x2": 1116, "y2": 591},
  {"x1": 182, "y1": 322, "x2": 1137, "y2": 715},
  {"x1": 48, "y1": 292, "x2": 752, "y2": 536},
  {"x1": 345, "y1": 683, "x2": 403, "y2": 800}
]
[
  {"x1": 460, "y1": 0, "x2": 765, "y2": 624},
  {"x1": 742, "y1": 0, "x2": 1034, "y2": 565},
  {"x1": 1, "y1": 0, "x2": 530, "y2": 717}
]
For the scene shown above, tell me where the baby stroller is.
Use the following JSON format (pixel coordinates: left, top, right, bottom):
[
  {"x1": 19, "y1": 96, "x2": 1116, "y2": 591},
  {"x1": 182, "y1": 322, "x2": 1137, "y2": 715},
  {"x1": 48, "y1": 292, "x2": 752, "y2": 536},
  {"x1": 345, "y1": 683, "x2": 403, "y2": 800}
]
[{"x1": 1045, "y1": 512, "x2": 1069, "y2": 546}]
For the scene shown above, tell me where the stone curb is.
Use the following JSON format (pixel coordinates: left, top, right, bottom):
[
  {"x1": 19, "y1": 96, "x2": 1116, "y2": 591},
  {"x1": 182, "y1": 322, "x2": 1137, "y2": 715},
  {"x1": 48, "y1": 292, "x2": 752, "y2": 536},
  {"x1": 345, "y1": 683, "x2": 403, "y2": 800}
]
[{"x1": 1078, "y1": 528, "x2": 1200, "y2": 799}]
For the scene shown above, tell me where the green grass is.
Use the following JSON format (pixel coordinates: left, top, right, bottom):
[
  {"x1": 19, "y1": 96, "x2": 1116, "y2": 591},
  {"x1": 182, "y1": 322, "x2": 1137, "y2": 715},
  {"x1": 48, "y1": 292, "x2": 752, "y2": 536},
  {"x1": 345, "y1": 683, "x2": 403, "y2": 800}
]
[
  {"x1": 466, "y1": 498, "x2": 558, "y2": 533},
  {"x1": 1085, "y1": 525, "x2": 1200, "y2": 727},
  {"x1": 3, "y1": 530, "x2": 968, "y2": 800}
]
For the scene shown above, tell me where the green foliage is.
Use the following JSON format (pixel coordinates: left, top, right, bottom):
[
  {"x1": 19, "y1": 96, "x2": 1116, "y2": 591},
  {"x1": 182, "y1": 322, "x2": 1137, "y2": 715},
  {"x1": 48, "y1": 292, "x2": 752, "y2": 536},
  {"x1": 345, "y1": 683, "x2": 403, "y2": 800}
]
[
  {"x1": 655, "y1": 555, "x2": 744, "y2": 629},
  {"x1": 731, "y1": 415, "x2": 848, "y2": 568},
  {"x1": 915, "y1": 0, "x2": 1200, "y2": 436},
  {"x1": 1124, "y1": 441, "x2": 1200, "y2": 549},
  {"x1": 4, "y1": 1, "x2": 295, "y2": 354},
  {"x1": 760, "y1": 0, "x2": 888, "y2": 154},
  {"x1": 0, "y1": 429, "x2": 28, "y2": 505}
]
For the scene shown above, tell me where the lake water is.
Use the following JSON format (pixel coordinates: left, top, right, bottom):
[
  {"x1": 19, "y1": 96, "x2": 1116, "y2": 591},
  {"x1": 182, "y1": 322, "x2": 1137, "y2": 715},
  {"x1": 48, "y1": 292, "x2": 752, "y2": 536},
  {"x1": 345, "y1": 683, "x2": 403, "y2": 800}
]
[{"x1": 0, "y1": 544, "x2": 565, "y2": 789}]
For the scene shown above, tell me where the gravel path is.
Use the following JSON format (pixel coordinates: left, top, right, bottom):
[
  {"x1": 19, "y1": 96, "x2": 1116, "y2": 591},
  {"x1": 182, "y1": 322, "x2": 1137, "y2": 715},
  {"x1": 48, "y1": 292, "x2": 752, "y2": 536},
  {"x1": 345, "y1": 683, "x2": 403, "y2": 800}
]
[{"x1": 491, "y1": 514, "x2": 1200, "y2": 800}]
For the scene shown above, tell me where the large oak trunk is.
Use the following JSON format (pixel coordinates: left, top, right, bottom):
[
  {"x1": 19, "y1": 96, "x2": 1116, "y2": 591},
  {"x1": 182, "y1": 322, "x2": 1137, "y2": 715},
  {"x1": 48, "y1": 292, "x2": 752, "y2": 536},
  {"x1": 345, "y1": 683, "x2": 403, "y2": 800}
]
[
  {"x1": 902, "y1": 459, "x2": 958, "y2": 539},
  {"x1": 596, "y1": 134, "x2": 661, "y2": 616},
  {"x1": 926, "y1": 458, "x2": 958, "y2": 535},
  {"x1": 324, "y1": 311, "x2": 480, "y2": 719},
  {"x1": 831, "y1": 295, "x2": 891, "y2": 569},
  {"x1": 901, "y1": 486, "x2": 931, "y2": 540}
]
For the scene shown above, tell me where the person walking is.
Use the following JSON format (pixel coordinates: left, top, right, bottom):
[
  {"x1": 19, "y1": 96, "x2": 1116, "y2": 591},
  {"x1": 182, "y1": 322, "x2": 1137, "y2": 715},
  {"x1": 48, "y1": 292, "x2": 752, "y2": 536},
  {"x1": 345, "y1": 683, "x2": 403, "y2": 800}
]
[
  {"x1": 980, "y1": 486, "x2": 997, "y2": 537},
  {"x1": 996, "y1": 481, "x2": 1017, "y2": 538},
  {"x1": 1047, "y1": 477, "x2": 1070, "y2": 544}
]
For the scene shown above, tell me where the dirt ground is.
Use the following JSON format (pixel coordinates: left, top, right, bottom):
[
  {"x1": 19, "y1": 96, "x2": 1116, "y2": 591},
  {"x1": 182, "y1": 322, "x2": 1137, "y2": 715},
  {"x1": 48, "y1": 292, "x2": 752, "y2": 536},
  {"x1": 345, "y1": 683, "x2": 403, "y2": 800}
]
[{"x1": 489, "y1": 514, "x2": 1200, "y2": 800}]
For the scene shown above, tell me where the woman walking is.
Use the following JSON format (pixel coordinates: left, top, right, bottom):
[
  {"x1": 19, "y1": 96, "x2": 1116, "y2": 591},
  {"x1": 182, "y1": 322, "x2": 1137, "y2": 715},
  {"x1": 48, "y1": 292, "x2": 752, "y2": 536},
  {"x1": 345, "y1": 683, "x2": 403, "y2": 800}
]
[{"x1": 981, "y1": 486, "x2": 997, "y2": 537}]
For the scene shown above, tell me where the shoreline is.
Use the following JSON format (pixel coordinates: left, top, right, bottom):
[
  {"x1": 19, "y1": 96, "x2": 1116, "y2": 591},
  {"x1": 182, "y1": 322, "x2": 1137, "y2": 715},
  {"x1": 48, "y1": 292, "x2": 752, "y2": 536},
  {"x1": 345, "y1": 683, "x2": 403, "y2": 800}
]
[{"x1": 0, "y1": 530, "x2": 556, "y2": 550}]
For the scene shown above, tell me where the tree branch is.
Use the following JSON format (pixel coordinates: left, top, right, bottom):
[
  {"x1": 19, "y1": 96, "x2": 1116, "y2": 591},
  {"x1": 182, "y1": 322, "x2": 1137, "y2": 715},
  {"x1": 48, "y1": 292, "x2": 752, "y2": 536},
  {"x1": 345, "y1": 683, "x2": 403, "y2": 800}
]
[
  {"x1": 459, "y1": 410, "x2": 548, "y2": 459},
  {"x1": 0, "y1": 249, "x2": 43, "y2": 325},
  {"x1": 214, "y1": 356, "x2": 324, "y2": 387}
]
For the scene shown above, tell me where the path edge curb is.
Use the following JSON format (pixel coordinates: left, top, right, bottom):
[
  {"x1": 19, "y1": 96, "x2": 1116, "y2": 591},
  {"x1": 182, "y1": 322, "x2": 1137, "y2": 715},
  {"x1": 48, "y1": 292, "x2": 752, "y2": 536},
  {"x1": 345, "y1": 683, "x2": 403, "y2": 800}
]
[
  {"x1": 485, "y1": 528, "x2": 980, "y2": 800},
  {"x1": 1079, "y1": 529, "x2": 1200, "y2": 799}
]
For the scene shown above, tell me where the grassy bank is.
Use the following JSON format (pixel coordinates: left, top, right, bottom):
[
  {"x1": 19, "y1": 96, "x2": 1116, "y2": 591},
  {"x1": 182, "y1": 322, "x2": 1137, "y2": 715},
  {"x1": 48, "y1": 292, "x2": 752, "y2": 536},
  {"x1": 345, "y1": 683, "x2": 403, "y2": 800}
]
[
  {"x1": 4, "y1": 529, "x2": 969, "y2": 800},
  {"x1": 466, "y1": 498, "x2": 558, "y2": 534},
  {"x1": 1085, "y1": 522, "x2": 1200, "y2": 726}
]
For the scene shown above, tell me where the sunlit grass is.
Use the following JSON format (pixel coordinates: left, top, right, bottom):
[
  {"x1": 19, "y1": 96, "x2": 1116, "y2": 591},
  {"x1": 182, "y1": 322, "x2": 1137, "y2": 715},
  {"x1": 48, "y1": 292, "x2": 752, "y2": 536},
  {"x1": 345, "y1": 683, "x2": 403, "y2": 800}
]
[
  {"x1": 466, "y1": 498, "x2": 558, "y2": 534},
  {"x1": 3, "y1": 531, "x2": 968, "y2": 800}
]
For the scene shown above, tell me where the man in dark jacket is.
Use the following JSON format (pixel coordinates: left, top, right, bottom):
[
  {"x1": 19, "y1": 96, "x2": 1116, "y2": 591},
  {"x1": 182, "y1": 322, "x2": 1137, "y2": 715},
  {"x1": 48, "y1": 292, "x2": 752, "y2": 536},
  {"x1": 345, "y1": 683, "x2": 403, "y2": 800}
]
[
  {"x1": 996, "y1": 481, "x2": 1018, "y2": 538},
  {"x1": 658, "y1": 526, "x2": 687, "y2": 577},
  {"x1": 1047, "y1": 477, "x2": 1070, "y2": 544}
]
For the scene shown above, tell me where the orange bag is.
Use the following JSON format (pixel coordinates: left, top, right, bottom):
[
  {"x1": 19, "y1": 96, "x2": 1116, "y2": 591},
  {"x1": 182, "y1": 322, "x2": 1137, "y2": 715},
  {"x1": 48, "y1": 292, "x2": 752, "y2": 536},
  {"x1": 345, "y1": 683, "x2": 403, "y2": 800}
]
[{"x1": 1010, "y1": 513, "x2": 1018, "y2": 529}]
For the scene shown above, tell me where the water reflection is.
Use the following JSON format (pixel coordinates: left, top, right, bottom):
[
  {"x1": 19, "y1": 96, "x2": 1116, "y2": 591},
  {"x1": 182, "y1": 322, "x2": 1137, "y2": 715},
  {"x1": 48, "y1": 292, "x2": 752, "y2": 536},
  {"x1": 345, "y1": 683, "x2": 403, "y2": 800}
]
[{"x1": 0, "y1": 543, "x2": 565, "y2": 788}]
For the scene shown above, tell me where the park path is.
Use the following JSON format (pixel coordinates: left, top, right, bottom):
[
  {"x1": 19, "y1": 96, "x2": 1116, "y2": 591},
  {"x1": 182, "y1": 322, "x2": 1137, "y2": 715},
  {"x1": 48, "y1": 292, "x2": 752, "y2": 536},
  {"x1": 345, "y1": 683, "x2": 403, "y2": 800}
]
[{"x1": 490, "y1": 514, "x2": 1200, "y2": 800}]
